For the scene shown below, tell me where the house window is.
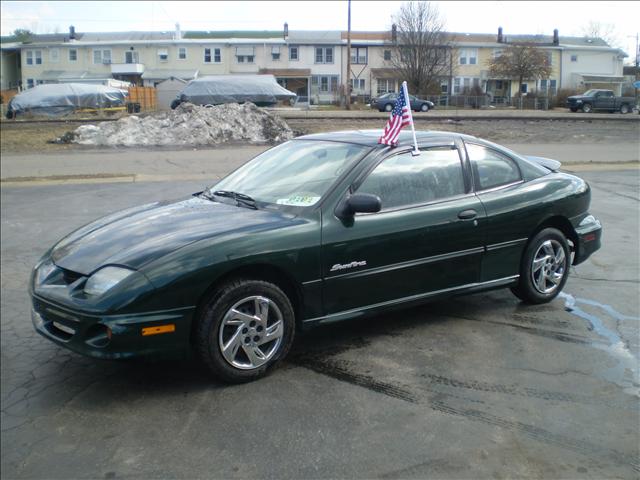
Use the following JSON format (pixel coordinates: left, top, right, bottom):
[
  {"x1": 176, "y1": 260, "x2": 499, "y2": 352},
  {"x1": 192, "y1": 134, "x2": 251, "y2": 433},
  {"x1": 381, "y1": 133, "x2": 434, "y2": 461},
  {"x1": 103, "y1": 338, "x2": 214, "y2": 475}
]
[
  {"x1": 26, "y1": 78, "x2": 35, "y2": 89},
  {"x1": 69, "y1": 49, "x2": 77, "y2": 61},
  {"x1": 93, "y1": 49, "x2": 111, "y2": 64},
  {"x1": 312, "y1": 75, "x2": 339, "y2": 92},
  {"x1": 383, "y1": 49, "x2": 391, "y2": 61},
  {"x1": 271, "y1": 46, "x2": 281, "y2": 61},
  {"x1": 315, "y1": 46, "x2": 333, "y2": 64},
  {"x1": 376, "y1": 78, "x2": 395, "y2": 95},
  {"x1": 158, "y1": 49, "x2": 169, "y2": 62},
  {"x1": 125, "y1": 50, "x2": 139, "y2": 64},
  {"x1": 350, "y1": 78, "x2": 365, "y2": 90},
  {"x1": 204, "y1": 48, "x2": 221, "y2": 63},
  {"x1": 459, "y1": 48, "x2": 477, "y2": 65},
  {"x1": 495, "y1": 80, "x2": 503, "y2": 89},
  {"x1": 571, "y1": 54, "x2": 578, "y2": 62},
  {"x1": 49, "y1": 48, "x2": 59, "y2": 63},
  {"x1": 453, "y1": 77, "x2": 461, "y2": 94},
  {"x1": 289, "y1": 45, "x2": 298, "y2": 60},
  {"x1": 492, "y1": 48, "x2": 503, "y2": 59},
  {"x1": 236, "y1": 46, "x2": 255, "y2": 63},
  {"x1": 440, "y1": 81, "x2": 448, "y2": 94},
  {"x1": 178, "y1": 47, "x2": 187, "y2": 60},
  {"x1": 25, "y1": 50, "x2": 42, "y2": 66},
  {"x1": 549, "y1": 79, "x2": 557, "y2": 95},
  {"x1": 520, "y1": 83, "x2": 528, "y2": 94},
  {"x1": 351, "y1": 46, "x2": 367, "y2": 64},
  {"x1": 540, "y1": 79, "x2": 547, "y2": 92}
]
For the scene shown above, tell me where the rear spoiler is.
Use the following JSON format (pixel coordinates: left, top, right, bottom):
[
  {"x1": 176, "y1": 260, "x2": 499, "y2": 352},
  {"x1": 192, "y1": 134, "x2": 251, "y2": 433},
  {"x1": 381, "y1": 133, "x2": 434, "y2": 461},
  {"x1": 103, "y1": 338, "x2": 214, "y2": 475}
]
[{"x1": 524, "y1": 155, "x2": 562, "y2": 172}]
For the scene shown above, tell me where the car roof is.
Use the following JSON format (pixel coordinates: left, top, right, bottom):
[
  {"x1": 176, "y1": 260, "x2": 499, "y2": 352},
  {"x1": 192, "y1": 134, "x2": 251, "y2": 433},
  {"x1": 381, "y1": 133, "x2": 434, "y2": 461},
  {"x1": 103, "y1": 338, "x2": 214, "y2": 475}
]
[{"x1": 296, "y1": 130, "x2": 474, "y2": 147}]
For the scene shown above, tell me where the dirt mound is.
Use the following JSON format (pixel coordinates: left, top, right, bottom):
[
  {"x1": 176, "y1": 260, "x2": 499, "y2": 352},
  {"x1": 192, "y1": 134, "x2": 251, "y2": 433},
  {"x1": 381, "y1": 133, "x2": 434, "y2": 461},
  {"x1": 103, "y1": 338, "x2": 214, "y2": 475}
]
[{"x1": 60, "y1": 102, "x2": 293, "y2": 147}]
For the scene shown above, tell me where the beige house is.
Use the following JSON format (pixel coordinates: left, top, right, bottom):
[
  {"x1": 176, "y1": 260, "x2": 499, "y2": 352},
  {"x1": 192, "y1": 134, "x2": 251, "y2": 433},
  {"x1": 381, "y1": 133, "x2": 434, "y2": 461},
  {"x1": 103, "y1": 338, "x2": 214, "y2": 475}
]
[{"x1": 1, "y1": 25, "x2": 627, "y2": 104}]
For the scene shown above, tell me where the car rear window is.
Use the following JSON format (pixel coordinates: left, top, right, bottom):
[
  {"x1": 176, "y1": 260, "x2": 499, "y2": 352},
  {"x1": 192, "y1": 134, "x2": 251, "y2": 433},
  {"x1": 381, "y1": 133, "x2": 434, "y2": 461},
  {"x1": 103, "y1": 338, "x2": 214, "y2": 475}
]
[{"x1": 466, "y1": 143, "x2": 521, "y2": 190}]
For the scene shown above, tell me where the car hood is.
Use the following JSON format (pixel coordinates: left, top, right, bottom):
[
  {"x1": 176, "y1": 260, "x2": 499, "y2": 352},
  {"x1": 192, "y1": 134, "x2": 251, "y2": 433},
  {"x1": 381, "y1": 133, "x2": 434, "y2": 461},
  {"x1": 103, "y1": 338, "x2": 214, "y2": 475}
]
[
  {"x1": 567, "y1": 95, "x2": 588, "y2": 101},
  {"x1": 51, "y1": 196, "x2": 294, "y2": 275}
]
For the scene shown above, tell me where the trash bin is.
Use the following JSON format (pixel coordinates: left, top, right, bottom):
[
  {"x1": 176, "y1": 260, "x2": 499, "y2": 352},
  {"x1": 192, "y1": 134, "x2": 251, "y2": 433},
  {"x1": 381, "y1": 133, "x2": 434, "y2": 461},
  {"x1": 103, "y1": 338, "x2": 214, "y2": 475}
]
[{"x1": 126, "y1": 102, "x2": 141, "y2": 113}]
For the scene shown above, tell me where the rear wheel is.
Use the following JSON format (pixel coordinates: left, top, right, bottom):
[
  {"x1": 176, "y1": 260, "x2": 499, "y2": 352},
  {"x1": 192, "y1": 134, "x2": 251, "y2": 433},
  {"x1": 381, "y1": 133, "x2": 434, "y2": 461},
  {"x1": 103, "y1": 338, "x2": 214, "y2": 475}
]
[
  {"x1": 420, "y1": 103, "x2": 429, "y2": 112},
  {"x1": 384, "y1": 103, "x2": 393, "y2": 112},
  {"x1": 569, "y1": 107, "x2": 578, "y2": 112},
  {"x1": 511, "y1": 228, "x2": 570, "y2": 304},
  {"x1": 581, "y1": 103, "x2": 592, "y2": 113},
  {"x1": 620, "y1": 104, "x2": 630, "y2": 114},
  {"x1": 196, "y1": 279, "x2": 295, "y2": 383}
]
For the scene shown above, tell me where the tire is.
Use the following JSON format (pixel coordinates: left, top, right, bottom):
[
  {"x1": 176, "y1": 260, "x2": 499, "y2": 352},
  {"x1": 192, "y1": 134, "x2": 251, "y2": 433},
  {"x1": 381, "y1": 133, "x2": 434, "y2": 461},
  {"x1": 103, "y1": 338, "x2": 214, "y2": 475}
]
[
  {"x1": 620, "y1": 104, "x2": 630, "y2": 114},
  {"x1": 510, "y1": 228, "x2": 570, "y2": 304},
  {"x1": 196, "y1": 279, "x2": 295, "y2": 383},
  {"x1": 569, "y1": 108, "x2": 578, "y2": 112},
  {"x1": 384, "y1": 103, "x2": 393, "y2": 112},
  {"x1": 420, "y1": 103, "x2": 429, "y2": 112},
  {"x1": 581, "y1": 103, "x2": 592, "y2": 113}
]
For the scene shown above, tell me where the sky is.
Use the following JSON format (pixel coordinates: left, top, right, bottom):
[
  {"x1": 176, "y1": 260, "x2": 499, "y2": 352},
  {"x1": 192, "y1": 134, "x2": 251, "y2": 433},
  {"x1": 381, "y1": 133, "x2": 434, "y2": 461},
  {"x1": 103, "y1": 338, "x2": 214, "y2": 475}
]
[{"x1": 1, "y1": 1, "x2": 638, "y2": 63}]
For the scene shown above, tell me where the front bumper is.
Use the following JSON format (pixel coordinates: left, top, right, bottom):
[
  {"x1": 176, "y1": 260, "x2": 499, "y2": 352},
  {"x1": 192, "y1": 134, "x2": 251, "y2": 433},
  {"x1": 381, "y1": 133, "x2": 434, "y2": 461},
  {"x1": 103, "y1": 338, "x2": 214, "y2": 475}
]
[
  {"x1": 31, "y1": 294, "x2": 195, "y2": 359},
  {"x1": 573, "y1": 215, "x2": 602, "y2": 265}
]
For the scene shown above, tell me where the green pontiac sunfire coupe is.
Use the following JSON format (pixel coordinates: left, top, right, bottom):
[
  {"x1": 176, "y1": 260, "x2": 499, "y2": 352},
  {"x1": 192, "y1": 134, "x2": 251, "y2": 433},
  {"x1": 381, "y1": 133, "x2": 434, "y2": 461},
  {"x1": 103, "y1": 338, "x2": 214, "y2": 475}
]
[{"x1": 30, "y1": 130, "x2": 602, "y2": 383}]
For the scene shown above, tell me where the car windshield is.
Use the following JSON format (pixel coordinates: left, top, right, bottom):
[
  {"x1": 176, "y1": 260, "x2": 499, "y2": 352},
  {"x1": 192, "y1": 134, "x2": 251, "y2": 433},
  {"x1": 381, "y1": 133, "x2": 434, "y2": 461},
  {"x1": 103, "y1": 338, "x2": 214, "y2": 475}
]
[
  {"x1": 209, "y1": 140, "x2": 369, "y2": 208},
  {"x1": 582, "y1": 90, "x2": 598, "y2": 96}
]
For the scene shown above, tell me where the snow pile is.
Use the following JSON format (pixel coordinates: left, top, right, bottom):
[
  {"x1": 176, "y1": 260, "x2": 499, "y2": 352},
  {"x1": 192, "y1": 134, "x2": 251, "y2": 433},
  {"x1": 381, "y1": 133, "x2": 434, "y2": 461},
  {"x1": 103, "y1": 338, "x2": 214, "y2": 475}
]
[{"x1": 67, "y1": 102, "x2": 294, "y2": 146}]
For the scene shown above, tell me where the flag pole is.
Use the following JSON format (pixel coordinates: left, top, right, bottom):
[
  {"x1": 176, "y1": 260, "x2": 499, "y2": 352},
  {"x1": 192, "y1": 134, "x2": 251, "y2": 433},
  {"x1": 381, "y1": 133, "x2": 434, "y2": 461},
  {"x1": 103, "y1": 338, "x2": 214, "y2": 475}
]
[{"x1": 402, "y1": 81, "x2": 420, "y2": 156}]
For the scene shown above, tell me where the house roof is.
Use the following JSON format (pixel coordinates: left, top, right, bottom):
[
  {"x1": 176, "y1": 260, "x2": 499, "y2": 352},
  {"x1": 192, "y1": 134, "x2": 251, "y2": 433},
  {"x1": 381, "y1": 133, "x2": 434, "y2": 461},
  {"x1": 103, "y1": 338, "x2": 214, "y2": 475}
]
[{"x1": 40, "y1": 70, "x2": 113, "y2": 81}]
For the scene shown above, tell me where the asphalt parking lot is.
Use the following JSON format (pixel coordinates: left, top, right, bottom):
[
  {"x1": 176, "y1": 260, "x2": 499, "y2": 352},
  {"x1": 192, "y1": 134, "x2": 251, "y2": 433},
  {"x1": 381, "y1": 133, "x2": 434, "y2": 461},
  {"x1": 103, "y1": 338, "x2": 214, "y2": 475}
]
[{"x1": 1, "y1": 169, "x2": 639, "y2": 479}]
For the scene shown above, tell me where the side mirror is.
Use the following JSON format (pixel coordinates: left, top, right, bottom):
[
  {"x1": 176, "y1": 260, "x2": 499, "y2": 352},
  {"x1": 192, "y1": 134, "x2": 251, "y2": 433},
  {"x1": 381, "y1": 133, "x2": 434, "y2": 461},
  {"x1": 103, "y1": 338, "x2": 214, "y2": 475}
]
[{"x1": 335, "y1": 193, "x2": 382, "y2": 220}]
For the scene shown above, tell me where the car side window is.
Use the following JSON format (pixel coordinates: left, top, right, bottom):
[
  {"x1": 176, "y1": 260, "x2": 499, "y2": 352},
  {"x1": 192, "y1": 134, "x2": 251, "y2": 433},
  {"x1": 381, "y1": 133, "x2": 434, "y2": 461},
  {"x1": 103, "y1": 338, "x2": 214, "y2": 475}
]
[
  {"x1": 356, "y1": 147, "x2": 465, "y2": 210},
  {"x1": 466, "y1": 143, "x2": 521, "y2": 191}
]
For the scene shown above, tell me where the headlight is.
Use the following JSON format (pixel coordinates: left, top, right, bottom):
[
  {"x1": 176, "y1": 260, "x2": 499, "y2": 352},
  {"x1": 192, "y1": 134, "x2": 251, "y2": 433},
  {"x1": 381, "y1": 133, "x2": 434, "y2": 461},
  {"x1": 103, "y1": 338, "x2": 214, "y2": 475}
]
[
  {"x1": 576, "y1": 100, "x2": 583, "y2": 104},
  {"x1": 35, "y1": 259, "x2": 57, "y2": 286},
  {"x1": 84, "y1": 266, "x2": 135, "y2": 296}
]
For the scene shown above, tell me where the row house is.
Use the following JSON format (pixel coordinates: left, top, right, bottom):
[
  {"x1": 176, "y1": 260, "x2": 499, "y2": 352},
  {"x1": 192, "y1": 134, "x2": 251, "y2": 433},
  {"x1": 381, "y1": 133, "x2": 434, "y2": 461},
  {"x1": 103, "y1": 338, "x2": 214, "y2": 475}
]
[{"x1": 1, "y1": 24, "x2": 628, "y2": 103}]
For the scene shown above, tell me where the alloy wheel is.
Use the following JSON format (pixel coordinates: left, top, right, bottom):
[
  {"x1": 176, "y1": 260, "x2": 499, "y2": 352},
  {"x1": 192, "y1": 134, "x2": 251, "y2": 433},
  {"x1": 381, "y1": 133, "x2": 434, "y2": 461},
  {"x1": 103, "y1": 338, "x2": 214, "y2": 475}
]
[
  {"x1": 531, "y1": 239, "x2": 567, "y2": 294},
  {"x1": 218, "y1": 295, "x2": 284, "y2": 370}
]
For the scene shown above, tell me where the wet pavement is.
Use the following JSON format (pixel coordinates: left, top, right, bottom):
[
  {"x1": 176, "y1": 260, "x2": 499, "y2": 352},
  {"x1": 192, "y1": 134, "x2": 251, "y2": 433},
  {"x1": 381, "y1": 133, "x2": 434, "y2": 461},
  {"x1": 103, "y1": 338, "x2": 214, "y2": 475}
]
[{"x1": 1, "y1": 169, "x2": 638, "y2": 479}]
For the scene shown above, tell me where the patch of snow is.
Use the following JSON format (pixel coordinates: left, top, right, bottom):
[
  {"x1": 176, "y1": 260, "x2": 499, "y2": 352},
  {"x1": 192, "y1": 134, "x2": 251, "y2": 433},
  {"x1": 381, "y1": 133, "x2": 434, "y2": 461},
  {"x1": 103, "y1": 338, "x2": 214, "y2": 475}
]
[{"x1": 69, "y1": 102, "x2": 293, "y2": 147}]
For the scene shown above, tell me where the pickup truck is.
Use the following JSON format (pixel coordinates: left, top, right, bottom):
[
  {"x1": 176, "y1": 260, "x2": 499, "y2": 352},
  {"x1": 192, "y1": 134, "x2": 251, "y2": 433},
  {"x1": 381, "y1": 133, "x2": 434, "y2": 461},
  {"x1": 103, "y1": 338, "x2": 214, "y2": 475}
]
[{"x1": 566, "y1": 89, "x2": 637, "y2": 114}]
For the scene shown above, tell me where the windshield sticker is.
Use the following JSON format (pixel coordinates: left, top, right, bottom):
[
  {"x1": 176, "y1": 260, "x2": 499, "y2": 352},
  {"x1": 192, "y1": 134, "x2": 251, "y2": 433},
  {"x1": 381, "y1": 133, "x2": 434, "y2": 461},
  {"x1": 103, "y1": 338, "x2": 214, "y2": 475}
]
[{"x1": 276, "y1": 195, "x2": 321, "y2": 207}]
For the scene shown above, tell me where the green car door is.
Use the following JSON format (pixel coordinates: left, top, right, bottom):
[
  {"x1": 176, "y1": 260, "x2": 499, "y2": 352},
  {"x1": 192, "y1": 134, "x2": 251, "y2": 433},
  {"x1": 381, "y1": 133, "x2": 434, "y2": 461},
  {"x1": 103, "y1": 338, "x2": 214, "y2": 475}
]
[{"x1": 321, "y1": 145, "x2": 486, "y2": 316}]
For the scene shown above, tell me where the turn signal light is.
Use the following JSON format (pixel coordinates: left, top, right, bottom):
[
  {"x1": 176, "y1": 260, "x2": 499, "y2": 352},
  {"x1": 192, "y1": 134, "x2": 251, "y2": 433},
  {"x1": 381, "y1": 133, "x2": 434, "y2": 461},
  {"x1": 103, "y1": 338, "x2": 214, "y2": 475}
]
[{"x1": 142, "y1": 324, "x2": 176, "y2": 336}]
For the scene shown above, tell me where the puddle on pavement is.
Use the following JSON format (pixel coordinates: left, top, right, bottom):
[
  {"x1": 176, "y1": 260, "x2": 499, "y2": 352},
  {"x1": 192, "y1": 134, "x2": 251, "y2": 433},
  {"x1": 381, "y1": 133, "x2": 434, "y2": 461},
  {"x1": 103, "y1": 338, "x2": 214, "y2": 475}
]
[{"x1": 560, "y1": 292, "x2": 639, "y2": 396}]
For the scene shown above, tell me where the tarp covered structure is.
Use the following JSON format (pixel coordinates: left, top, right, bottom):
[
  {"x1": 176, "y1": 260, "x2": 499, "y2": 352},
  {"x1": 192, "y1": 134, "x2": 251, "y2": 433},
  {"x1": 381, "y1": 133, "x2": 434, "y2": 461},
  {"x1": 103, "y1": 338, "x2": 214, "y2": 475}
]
[
  {"x1": 6, "y1": 83, "x2": 128, "y2": 117},
  {"x1": 177, "y1": 75, "x2": 296, "y2": 107}
]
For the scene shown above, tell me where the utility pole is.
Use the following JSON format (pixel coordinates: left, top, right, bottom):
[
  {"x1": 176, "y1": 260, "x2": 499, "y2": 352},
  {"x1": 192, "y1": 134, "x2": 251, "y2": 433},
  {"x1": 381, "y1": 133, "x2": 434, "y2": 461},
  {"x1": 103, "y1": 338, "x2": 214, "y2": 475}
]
[{"x1": 345, "y1": 0, "x2": 352, "y2": 110}]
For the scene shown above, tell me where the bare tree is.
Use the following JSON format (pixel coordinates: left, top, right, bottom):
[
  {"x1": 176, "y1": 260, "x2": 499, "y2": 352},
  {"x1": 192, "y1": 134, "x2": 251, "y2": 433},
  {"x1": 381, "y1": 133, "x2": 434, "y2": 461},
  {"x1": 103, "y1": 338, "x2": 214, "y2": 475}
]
[
  {"x1": 488, "y1": 46, "x2": 552, "y2": 97},
  {"x1": 389, "y1": 1, "x2": 453, "y2": 96},
  {"x1": 580, "y1": 21, "x2": 622, "y2": 48}
]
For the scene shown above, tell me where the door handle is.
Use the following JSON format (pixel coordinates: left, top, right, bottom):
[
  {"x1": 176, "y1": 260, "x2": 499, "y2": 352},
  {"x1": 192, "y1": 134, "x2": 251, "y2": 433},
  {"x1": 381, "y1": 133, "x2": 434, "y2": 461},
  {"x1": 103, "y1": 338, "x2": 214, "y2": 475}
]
[{"x1": 458, "y1": 209, "x2": 477, "y2": 220}]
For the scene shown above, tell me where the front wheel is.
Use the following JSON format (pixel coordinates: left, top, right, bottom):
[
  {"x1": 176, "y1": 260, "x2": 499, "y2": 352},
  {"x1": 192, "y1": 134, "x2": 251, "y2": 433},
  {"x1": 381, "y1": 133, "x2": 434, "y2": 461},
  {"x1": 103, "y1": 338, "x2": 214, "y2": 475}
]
[
  {"x1": 420, "y1": 103, "x2": 429, "y2": 112},
  {"x1": 581, "y1": 103, "x2": 592, "y2": 113},
  {"x1": 511, "y1": 228, "x2": 570, "y2": 304},
  {"x1": 384, "y1": 103, "x2": 393, "y2": 112},
  {"x1": 620, "y1": 104, "x2": 630, "y2": 114},
  {"x1": 196, "y1": 279, "x2": 295, "y2": 383}
]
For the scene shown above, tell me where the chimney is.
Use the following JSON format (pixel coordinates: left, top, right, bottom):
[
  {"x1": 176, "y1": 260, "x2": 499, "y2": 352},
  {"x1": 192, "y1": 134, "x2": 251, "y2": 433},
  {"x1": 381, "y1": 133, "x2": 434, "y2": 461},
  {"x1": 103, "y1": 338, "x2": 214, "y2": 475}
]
[
  {"x1": 175, "y1": 22, "x2": 181, "y2": 40},
  {"x1": 392, "y1": 23, "x2": 397, "y2": 43},
  {"x1": 284, "y1": 22, "x2": 289, "y2": 40},
  {"x1": 497, "y1": 26, "x2": 503, "y2": 43},
  {"x1": 69, "y1": 25, "x2": 76, "y2": 40},
  {"x1": 553, "y1": 29, "x2": 559, "y2": 45}
]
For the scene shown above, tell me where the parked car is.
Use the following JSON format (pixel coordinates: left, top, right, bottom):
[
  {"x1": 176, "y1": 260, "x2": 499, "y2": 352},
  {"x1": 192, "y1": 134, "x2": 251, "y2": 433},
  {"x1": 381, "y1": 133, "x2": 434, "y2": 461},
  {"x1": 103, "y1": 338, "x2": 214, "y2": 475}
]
[
  {"x1": 30, "y1": 130, "x2": 602, "y2": 383},
  {"x1": 566, "y1": 89, "x2": 637, "y2": 113},
  {"x1": 371, "y1": 93, "x2": 435, "y2": 112}
]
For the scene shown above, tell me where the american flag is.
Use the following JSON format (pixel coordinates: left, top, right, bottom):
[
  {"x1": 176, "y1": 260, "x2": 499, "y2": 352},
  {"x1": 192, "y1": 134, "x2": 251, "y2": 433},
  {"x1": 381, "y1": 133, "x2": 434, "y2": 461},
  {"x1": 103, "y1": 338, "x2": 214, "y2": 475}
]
[{"x1": 378, "y1": 87, "x2": 412, "y2": 146}]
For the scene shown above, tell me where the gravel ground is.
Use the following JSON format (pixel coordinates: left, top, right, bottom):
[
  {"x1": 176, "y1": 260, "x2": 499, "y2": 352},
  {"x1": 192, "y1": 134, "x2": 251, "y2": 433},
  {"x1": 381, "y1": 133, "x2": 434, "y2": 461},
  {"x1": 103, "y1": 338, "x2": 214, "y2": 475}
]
[{"x1": 1, "y1": 116, "x2": 638, "y2": 154}]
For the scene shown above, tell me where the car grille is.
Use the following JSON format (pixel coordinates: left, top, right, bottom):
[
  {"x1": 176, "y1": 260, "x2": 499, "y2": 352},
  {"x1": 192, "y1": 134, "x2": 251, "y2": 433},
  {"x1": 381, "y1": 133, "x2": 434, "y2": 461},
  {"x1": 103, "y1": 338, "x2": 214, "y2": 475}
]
[{"x1": 60, "y1": 268, "x2": 83, "y2": 285}]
